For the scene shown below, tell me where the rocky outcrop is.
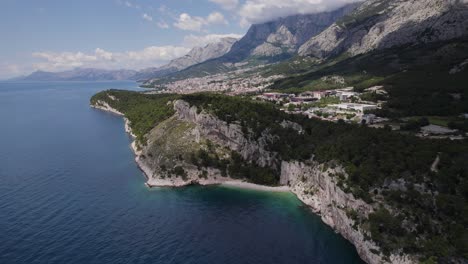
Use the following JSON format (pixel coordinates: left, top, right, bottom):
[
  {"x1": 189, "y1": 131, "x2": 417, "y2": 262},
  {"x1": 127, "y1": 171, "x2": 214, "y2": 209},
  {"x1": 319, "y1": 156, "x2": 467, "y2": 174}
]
[
  {"x1": 167, "y1": 37, "x2": 238, "y2": 70},
  {"x1": 299, "y1": 0, "x2": 468, "y2": 58},
  {"x1": 281, "y1": 161, "x2": 414, "y2": 264},
  {"x1": 174, "y1": 100, "x2": 278, "y2": 168},
  {"x1": 144, "y1": 100, "x2": 416, "y2": 263},
  {"x1": 132, "y1": 37, "x2": 239, "y2": 81},
  {"x1": 222, "y1": 3, "x2": 359, "y2": 61},
  {"x1": 91, "y1": 100, "x2": 124, "y2": 116},
  {"x1": 92, "y1": 98, "x2": 416, "y2": 263}
]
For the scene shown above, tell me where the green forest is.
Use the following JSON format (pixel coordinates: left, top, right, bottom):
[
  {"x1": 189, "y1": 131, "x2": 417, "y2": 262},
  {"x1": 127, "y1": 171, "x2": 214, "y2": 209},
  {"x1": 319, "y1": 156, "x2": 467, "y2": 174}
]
[{"x1": 92, "y1": 91, "x2": 468, "y2": 260}]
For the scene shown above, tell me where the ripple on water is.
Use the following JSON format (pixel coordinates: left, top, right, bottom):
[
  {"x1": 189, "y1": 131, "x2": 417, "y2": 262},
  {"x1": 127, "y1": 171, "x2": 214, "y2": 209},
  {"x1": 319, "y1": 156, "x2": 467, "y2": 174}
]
[{"x1": 0, "y1": 82, "x2": 364, "y2": 264}]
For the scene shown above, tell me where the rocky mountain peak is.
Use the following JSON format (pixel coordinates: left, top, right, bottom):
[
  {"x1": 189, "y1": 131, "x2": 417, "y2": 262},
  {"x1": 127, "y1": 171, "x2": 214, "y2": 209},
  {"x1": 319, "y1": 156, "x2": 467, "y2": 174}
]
[
  {"x1": 167, "y1": 37, "x2": 238, "y2": 70},
  {"x1": 222, "y1": 3, "x2": 359, "y2": 61},
  {"x1": 298, "y1": 0, "x2": 468, "y2": 58}
]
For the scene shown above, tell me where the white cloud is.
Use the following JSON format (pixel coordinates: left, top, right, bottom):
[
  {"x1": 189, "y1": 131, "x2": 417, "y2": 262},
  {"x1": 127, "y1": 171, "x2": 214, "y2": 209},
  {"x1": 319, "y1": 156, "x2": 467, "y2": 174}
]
[
  {"x1": 238, "y1": 0, "x2": 364, "y2": 26},
  {"x1": 124, "y1": 1, "x2": 132, "y2": 8},
  {"x1": 27, "y1": 32, "x2": 244, "y2": 75},
  {"x1": 206, "y1": 12, "x2": 228, "y2": 25},
  {"x1": 157, "y1": 20, "x2": 170, "y2": 29},
  {"x1": 32, "y1": 46, "x2": 191, "y2": 72},
  {"x1": 142, "y1": 13, "x2": 153, "y2": 22},
  {"x1": 174, "y1": 12, "x2": 228, "y2": 32},
  {"x1": 183, "y1": 33, "x2": 242, "y2": 47},
  {"x1": 209, "y1": 0, "x2": 239, "y2": 10},
  {"x1": 174, "y1": 13, "x2": 206, "y2": 31}
]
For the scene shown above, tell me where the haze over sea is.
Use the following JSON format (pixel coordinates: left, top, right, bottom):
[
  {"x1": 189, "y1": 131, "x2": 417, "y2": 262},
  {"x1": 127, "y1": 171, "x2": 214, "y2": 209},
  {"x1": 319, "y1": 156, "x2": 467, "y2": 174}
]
[{"x1": 0, "y1": 81, "x2": 363, "y2": 264}]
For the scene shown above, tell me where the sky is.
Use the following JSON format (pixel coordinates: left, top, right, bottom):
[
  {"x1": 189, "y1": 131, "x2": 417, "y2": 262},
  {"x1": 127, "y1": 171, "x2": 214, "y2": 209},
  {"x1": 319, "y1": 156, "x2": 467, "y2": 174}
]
[{"x1": 0, "y1": 0, "x2": 363, "y2": 79}]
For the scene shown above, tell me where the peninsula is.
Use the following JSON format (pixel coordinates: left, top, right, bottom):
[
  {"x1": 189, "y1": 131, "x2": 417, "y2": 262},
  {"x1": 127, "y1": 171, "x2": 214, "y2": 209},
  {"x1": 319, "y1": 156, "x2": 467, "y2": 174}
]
[{"x1": 91, "y1": 91, "x2": 468, "y2": 264}]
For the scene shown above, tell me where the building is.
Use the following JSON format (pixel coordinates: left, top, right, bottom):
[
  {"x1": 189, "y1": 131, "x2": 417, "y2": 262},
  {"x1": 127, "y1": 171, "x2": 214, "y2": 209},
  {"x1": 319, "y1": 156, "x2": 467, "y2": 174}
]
[
  {"x1": 301, "y1": 90, "x2": 334, "y2": 99},
  {"x1": 258, "y1": 92, "x2": 291, "y2": 102},
  {"x1": 331, "y1": 103, "x2": 378, "y2": 113},
  {"x1": 361, "y1": 114, "x2": 376, "y2": 124},
  {"x1": 337, "y1": 92, "x2": 358, "y2": 101},
  {"x1": 290, "y1": 96, "x2": 318, "y2": 103}
]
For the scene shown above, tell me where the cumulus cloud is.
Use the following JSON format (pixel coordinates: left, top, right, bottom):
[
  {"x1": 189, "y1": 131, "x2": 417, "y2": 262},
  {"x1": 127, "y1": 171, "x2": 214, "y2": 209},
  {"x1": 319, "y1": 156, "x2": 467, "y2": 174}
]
[
  {"x1": 174, "y1": 13, "x2": 205, "y2": 31},
  {"x1": 174, "y1": 12, "x2": 228, "y2": 31},
  {"x1": 142, "y1": 13, "x2": 153, "y2": 22},
  {"x1": 209, "y1": 0, "x2": 239, "y2": 10},
  {"x1": 27, "y1": 31, "x2": 244, "y2": 74},
  {"x1": 238, "y1": 0, "x2": 364, "y2": 26},
  {"x1": 32, "y1": 46, "x2": 191, "y2": 72},
  {"x1": 183, "y1": 33, "x2": 242, "y2": 47},
  {"x1": 206, "y1": 12, "x2": 228, "y2": 24}
]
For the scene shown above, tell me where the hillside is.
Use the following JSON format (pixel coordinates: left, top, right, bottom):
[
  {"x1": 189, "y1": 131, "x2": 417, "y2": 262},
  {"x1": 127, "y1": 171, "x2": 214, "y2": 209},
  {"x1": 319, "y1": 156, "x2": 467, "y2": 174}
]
[
  {"x1": 91, "y1": 90, "x2": 468, "y2": 263},
  {"x1": 299, "y1": 0, "x2": 468, "y2": 57},
  {"x1": 222, "y1": 3, "x2": 359, "y2": 61},
  {"x1": 133, "y1": 37, "x2": 238, "y2": 81},
  {"x1": 142, "y1": 4, "x2": 359, "y2": 85}
]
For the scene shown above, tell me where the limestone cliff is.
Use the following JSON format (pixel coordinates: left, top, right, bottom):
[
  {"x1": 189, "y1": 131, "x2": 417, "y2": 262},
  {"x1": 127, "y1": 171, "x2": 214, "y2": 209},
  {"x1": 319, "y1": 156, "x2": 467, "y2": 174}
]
[
  {"x1": 129, "y1": 100, "x2": 415, "y2": 264},
  {"x1": 281, "y1": 161, "x2": 413, "y2": 264},
  {"x1": 299, "y1": 0, "x2": 468, "y2": 58}
]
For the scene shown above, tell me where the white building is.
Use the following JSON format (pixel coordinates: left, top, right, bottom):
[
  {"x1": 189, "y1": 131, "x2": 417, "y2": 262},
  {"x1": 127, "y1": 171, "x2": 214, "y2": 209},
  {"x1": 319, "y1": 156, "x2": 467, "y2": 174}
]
[{"x1": 331, "y1": 103, "x2": 378, "y2": 113}]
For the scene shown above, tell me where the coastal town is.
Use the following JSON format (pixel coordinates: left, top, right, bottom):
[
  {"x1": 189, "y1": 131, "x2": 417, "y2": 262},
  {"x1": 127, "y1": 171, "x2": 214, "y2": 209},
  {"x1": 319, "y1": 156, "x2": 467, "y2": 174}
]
[{"x1": 150, "y1": 65, "x2": 285, "y2": 95}]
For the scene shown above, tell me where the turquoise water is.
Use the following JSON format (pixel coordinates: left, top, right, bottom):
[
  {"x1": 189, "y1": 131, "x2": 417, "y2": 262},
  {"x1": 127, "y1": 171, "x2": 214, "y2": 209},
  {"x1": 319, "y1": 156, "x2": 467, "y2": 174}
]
[{"x1": 0, "y1": 81, "x2": 364, "y2": 264}]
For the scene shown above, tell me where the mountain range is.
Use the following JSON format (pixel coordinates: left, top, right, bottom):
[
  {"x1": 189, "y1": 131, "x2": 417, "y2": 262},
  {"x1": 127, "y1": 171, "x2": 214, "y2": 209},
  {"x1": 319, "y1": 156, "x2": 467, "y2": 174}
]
[
  {"x1": 16, "y1": 37, "x2": 238, "y2": 82},
  {"x1": 15, "y1": 0, "x2": 468, "y2": 85}
]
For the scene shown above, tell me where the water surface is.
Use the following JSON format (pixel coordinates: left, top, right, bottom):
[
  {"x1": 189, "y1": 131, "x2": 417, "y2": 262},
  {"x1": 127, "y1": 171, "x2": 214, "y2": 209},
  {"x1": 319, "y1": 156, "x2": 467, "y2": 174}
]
[{"x1": 0, "y1": 81, "x2": 364, "y2": 264}]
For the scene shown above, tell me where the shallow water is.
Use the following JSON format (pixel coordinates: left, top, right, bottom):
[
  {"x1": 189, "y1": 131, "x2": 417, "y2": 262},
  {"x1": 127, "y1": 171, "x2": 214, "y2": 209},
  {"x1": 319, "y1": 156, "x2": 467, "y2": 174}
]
[{"x1": 0, "y1": 81, "x2": 364, "y2": 264}]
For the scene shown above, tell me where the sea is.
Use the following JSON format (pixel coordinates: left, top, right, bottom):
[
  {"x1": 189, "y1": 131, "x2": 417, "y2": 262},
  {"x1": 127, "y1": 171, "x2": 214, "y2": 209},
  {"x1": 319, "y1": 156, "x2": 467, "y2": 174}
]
[{"x1": 0, "y1": 81, "x2": 364, "y2": 264}]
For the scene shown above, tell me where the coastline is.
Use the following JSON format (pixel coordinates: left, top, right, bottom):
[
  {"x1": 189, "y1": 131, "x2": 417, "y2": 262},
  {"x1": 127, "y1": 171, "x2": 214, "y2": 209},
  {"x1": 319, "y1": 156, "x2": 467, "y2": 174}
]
[
  {"x1": 93, "y1": 104, "x2": 291, "y2": 193},
  {"x1": 91, "y1": 102, "x2": 410, "y2": 263}
]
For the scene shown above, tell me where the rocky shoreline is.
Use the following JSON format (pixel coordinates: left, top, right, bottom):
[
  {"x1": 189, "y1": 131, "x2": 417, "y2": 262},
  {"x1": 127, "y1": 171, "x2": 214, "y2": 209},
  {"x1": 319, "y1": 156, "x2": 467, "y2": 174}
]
[
  {"x1": 92, "y1": 100, "x2": 289, "y2": 193},
  {"x1": 91, "y1": 99, "x2": 415, "y2": 264}
]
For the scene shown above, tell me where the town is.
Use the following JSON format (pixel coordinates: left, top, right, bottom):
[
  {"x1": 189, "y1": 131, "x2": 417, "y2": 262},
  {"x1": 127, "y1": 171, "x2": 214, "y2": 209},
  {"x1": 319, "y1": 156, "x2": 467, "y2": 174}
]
[
  {"x1": 255, "y1": 87, "x2": 385, "y2": 125},
  {"x1": 254, "y1": 87, "x2": 468, "y2": 140},
  {"x1": 150, "y1": 65, "x2": 285, "y2": 95}
]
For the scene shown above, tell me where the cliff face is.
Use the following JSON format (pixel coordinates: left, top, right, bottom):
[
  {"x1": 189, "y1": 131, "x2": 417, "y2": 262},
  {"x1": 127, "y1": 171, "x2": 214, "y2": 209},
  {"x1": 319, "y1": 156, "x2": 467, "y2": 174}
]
[
  {"x1": 167, "y1": 37, "x2": 238, "y2": 70},
  {"x1": 173, "y1": 100, "x2": 278, "y2": 168},
  {"x1": 222, "y1": 3, "x2": 359, "y2": 61},
  {"x1": 128, "y1": 100, "x2": 414, "y2": 264},
  {"x1": 281, "y1": 161, "x2": 413, "y2": 264},
  {"x1": 299, "y1": 0, "x2": 468, "y2": 58}
]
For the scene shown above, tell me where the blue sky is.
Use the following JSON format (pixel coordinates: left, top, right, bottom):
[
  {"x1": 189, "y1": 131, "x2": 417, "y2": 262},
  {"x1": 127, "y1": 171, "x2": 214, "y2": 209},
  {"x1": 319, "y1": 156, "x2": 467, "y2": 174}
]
[{"x1": 0, "y1": 0, "x2": 362, "y2": 78}]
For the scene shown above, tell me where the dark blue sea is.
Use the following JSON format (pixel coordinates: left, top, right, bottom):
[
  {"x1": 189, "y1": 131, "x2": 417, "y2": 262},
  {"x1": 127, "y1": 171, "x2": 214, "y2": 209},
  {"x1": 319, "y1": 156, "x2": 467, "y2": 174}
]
[{"x1": 0, "y1": 81, "x2": 364, "y2": 264}]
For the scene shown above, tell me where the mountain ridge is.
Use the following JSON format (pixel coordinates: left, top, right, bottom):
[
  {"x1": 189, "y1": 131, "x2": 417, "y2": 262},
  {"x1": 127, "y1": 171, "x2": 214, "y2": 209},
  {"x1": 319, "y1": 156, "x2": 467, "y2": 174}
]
[
  {"x1": 298, "y1": 0, "x2": 468, "y2": 58},
  {"x1": 15, "y1": 37, "x2": 239, "y2": 82}
]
